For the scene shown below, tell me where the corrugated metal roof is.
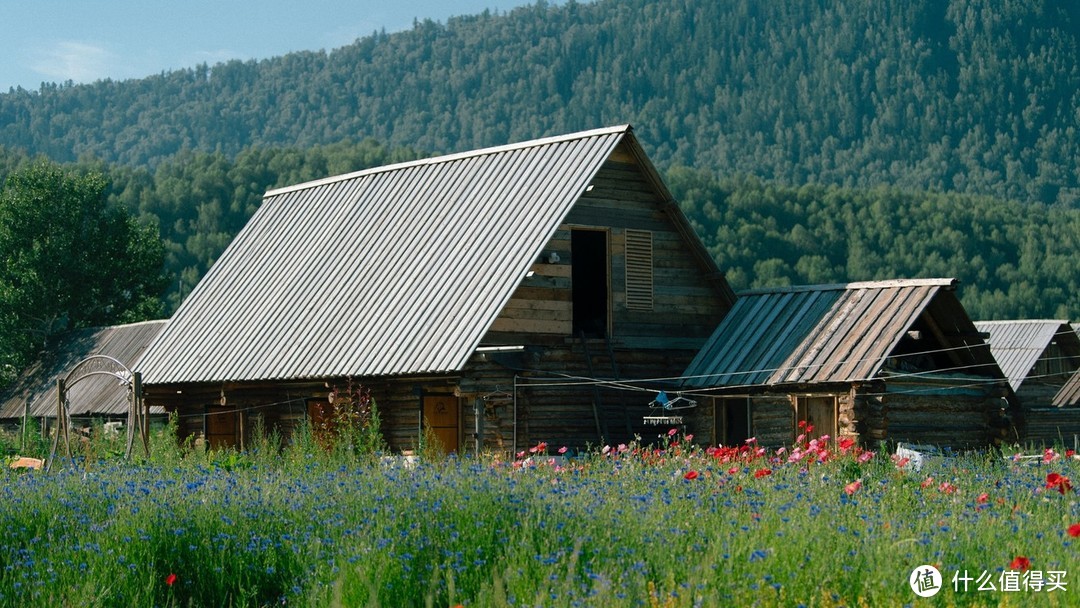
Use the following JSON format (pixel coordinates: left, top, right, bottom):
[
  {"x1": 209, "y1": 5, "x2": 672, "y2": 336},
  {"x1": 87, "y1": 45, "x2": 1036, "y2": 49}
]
[
  {"x1": 1053, "y1": 370, "x2": 1080, "y2": 406},
  {"x1": 684, "y1": 279, "x2": 1000, "y2": 388},
  {"x1": 0, "y1": 320, "x2": 167, "y2": 419},
  {"x1": 139, "y1": 126, "x2": 648, "y2": 384},
  {"x1": 973, "y1": 320, "x2": 1078, "y2": 392}
]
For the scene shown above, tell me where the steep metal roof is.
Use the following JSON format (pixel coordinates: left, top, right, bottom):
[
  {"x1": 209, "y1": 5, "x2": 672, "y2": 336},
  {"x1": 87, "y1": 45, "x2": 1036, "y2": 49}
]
[
  {"x1": 139, "y1": 125, "x2": 666, "y2": 384},
  {"x1": 684, "y1": 279, "x2": 1000, "y2": 388},
  {"x1": 973, "y1": 320, "x2": 1080, "y2": 392},
  {"x1": 1054, "y1": 369, "x2": 1080, "y2": 406},
  {"x1": 0, "y1": 320, "x2": 167, "y2": 419}
]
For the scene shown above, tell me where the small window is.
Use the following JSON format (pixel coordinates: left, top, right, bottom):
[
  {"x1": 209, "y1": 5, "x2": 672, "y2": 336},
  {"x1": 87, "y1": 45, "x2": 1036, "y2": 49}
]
[{"x1": 625, "y1": 229, "x2": 653, "y2": 311}]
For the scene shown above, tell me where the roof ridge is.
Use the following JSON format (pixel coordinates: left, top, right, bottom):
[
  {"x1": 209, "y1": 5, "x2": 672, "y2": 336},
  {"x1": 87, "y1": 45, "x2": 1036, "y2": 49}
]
[
  {"x1": 974, "y1": 319, "x2": 1071, "y2": 326},
  {"x1": 738, "y1": 278, "x2": 956, "y2": 297},
  {"x1": 264, "y1": 124, "x2": 632, "y2": 197}
]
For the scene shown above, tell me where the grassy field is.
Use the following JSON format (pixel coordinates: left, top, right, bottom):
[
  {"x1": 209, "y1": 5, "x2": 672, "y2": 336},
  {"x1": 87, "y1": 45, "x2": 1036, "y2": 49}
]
[{"x1": 0, "y1": 422, "x2": 1077, "y2": 607}]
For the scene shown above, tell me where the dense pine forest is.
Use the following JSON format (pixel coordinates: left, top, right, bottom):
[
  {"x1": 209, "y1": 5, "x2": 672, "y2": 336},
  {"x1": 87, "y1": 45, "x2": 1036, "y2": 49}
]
[{"x1": 1, "y1": 0, "x2": 1079, "y2": 327}]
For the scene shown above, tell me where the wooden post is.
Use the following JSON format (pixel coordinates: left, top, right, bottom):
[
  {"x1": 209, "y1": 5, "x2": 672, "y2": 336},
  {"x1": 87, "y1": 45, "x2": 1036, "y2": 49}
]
[{"x1": 134, "y1": 372, "x2": 149, "y2": 457}]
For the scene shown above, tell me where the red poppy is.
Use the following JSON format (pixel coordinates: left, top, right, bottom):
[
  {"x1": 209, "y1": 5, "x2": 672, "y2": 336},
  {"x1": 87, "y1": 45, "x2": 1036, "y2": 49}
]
[
  {"x1": 165, "y1": 573, "x2": 177, "y2": 586},
  {"x1": 1009, "y1": 556, "x2": 1031, "y2": 571},
  {"x1": 1045, "y1": 472, "x2": 1073, "y2": 494},
  {"x1": 753, "y1": 468, "x2": 772, "y2": 478},
  {"x1": 844, "y1": 480, "x2": 862, "y2": 495},
  {"x1": 838, "y1": 437, "x2": 855, "y2": 452},
  {"x1": 1068, "y1": 523, "x2": 1080, "y2": 538},
  {"x1": 684, "y1": 470, "x2": 699, "y2": 480},
  {"x1": 976, "y1": 492, "x2": 990, "y2": 504}
]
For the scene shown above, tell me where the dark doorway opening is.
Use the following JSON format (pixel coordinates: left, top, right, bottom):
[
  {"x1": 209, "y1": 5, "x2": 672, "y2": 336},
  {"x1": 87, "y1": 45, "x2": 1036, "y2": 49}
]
[
  {"x1": 716, "y1": 397, "x2": 750, "y2": 445},
  {"x1": 571, "y1": 230, "x2": 609, "y2": 338}
]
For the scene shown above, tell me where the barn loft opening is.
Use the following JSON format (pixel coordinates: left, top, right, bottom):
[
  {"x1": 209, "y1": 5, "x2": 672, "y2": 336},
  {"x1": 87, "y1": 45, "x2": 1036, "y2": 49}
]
[{"x1": 571, "y1": 229, "x2": 609, "y2": 338}]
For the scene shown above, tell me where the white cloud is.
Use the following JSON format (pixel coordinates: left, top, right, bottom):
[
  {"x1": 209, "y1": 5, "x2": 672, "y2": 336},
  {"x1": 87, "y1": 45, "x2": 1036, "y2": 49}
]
[{"x1": 29, "y1": 41, "x2": 115, "y2": 84}]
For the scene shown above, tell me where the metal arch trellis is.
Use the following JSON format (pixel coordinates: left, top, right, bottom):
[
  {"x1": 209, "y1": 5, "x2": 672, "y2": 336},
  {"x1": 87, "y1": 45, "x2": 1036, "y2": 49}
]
[{"x1": 46, "y1": 355, "x2": 150, "y2": 472}]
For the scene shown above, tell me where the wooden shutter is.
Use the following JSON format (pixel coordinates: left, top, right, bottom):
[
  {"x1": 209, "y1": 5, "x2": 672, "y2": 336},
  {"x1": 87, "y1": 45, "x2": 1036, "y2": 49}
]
[{"x1": 625, "y1": 229, "x2": 653, "y2": 311}]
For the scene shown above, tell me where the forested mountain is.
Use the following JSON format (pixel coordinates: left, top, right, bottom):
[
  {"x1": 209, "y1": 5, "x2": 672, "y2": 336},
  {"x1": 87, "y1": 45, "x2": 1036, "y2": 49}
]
[
  {"x1": 1, "y1": 0, "x2": 1079, "y2": 322},
  {"x1": 3, "y1": 0, "x2": 1079, "y2": 205}
]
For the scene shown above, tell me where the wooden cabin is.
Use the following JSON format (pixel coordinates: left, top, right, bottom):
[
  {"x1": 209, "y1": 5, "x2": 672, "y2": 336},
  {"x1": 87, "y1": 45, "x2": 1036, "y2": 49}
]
[
  {"x1": 973, "y1": 320, "x2": 1080, "y2": 448},
  {"x1": 681, "y1": 279, "x2": 1010, "y2": 449},
  {"x1": 0, "y1": 320, "x2": 167, "y2": 431},
  {"x1": 136, "y1": 125, "x2": 735, "y2": 454}
]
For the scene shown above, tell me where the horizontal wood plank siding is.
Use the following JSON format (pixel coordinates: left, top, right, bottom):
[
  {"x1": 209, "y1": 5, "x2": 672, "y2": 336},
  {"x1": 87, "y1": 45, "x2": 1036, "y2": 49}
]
[{"x1": 1020, "y1": 408, "x2": 1080, "y2": 448}]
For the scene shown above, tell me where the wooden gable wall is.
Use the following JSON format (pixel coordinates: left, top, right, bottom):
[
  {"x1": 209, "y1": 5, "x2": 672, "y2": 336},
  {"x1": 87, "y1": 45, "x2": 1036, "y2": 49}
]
[
  {"x1": 483, "y1": 142, "x2": 727, "y2": 350},
  {"x1": 462, "y1": 143, "x2": 732, "y2": 452}
]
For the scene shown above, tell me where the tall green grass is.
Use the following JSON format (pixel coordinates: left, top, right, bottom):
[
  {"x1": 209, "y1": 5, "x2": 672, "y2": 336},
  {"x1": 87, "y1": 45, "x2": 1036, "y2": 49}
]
[{"x1": 0, "y1": 425, "x2": 1077, "y2": 607}]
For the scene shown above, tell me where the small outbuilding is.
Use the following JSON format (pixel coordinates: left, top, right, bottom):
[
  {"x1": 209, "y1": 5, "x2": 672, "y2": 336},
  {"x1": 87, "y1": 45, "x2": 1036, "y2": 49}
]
[
  {"x1": 0, "y1": 320, "x2": 167, "y2": 432},
  {"x1": 974, "y1": 320, "x2": 1080, "y2": 447},
  {"x1": 136, "y1": 125, "x2": 736, "y2": 454},
  {"x1": 681, "y1": 279, "x2": 1010, "y2": 449}
]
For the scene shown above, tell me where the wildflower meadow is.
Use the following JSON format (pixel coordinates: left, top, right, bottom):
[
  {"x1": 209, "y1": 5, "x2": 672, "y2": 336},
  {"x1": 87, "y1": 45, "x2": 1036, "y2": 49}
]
[{"x1": 0, "y1": 420, "x2": 1077, "y2": 607}]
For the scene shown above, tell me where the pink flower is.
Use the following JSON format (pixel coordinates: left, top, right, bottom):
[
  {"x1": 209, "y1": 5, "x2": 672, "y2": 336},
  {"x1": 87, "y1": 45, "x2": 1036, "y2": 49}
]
[
  {"x1": 976, "y1": 492, "x2": 990, "y2": 504},
  {"x1": 668, "y1": 428, "x2": 679, "y2": 436},
  {"x1": 857, "y1": 451, "x2": 874, "y2": 464},
  {"x1": 515, "y1": 450, "x2": 526, "y2": 459},
  {"x1": 920, "y1": 476, "x2": 935, "y2": 489},
  {"x1": 684, "y1": 434, "x2": 693, "y2": 442},
  {"x1": 844, "y1": 480, "x2": 862, "y2": 495},
  {"x1": 557, "y1": 446, "x2": 568, "y2": 454},
  {"x1": 938, "y1": 481, "x2": 957, "y2": 495}
]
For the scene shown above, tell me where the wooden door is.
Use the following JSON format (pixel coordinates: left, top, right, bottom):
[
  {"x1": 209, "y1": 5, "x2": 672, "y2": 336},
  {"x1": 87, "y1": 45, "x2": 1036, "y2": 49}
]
[
  {"x1": 205, "y1": 406, "x2": 238, "y2": 449},
  {"x1": 423, "y1": 395, "x2": 459, "y2": 453},
  {"x1": 795, "y1": 396, "x2": 837, "y2": 440}
]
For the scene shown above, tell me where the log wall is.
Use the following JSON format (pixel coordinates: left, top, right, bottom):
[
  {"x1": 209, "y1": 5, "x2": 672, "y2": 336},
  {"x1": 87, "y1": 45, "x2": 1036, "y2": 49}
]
[{"x1": 1017, "y1": 408, "x2": 1080, "y2": 449}]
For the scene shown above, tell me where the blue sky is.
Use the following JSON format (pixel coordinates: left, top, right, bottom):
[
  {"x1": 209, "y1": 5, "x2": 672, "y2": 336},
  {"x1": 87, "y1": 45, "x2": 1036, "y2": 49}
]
[{"x1": 1, "y1": 1, "x2": 547, "y2": 92}]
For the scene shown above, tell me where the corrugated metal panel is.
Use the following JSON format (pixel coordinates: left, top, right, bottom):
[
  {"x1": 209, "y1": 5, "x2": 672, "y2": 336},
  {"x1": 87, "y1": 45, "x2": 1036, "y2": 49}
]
[
  {"x1": 0, "y1": 320, "x2": 167, "y2": 419},
  {"x1": 973, "y1": 320, "x2": 1071, "y2": 392},
  {"x1": 1053, "y1": 371, "x2": 1080, "y2": 406},
  {"x1": 139, "y1": 126, "x2": 633, "y2": 384},
  {"x1": 684, "y1": 278, "x2": 991, "y2": 388}
]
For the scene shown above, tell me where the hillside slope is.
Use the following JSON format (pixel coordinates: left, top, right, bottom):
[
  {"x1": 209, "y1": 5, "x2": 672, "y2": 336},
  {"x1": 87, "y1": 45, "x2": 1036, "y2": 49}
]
[{"x1": 2, "y1": 0, "x2": 1079, "y2": 205}]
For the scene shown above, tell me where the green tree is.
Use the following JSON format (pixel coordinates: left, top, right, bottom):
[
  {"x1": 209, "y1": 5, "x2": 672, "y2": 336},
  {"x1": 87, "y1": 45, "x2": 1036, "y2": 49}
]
[{"x1": 0, "y1": 161, "x2": 166, "y2": 385}]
